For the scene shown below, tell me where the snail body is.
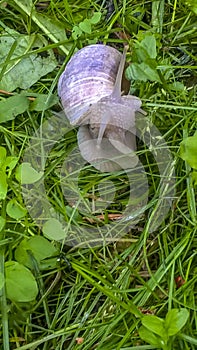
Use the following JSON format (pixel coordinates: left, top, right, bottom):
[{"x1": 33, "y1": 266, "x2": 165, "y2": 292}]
[{"x1": 58, "y1": 44, "x2": 144, "y2": 172}]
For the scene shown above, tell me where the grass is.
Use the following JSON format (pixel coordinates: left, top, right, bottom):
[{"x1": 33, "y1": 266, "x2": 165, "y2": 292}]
[{"x1": 0, "y1": 0, "x2": 197, "y2": 349}]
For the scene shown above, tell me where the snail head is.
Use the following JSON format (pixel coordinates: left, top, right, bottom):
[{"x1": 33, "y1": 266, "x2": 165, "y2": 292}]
[{"x1": 77, "y1": 45, "x2": 144, "y2": 150}]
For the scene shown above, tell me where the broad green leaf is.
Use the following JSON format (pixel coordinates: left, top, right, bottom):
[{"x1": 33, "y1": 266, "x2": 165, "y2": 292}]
[
  {"x1": 15, "y1": 163, "x2": 44, "y2": 184},
  {"x1": 126, "y1": 33, "x2": 161, "y2": 83},
  {"x1": 139, "y1": 326, "x2": 163, "y2": 347},
  {"x1": 90, "y1": 12, "x2": 102, "y2": 24},
  {"x1": 180, "y1": 133, "x2": 197, "y2": 169},
  {"x1": 65, "y1": 205, "x2": 82, "y2": 222},
  {"x1": 6, "y1": 199, "x2": 27, "y2": 219},
  {"x1": 0, "y1": 147, "x2": 6, "y2": 167},
  {"x1": 0, "y1": 272, "x2": 5, "y2": 290},
  {"x1": 4, "y1": 156, "x2": 18, "y2": 173},
  {"x1": 79, "y1": 19, "x2": 92, "y2": 34},
  {"x1": 72, "y1": 26, "x2": 82, "y2": 40},
  {"x1": 165, "y1": 308, "x2": 189, "y2": 336},
  {"x1": 43, "y1": 218, "x2": 66, "y2": 240},
  {"x1": 0, "y1": 95, "x2": 29, "y2": 123},
  {"x1": 142, "y1": 315, "x2": 166, "y2": 338},
  {"x1": 35, "y1": 12, "x2": 68, "y2": 43},
  {"x1": 0, "y1": 30, "x2": 57, "y2": 92},
  {"x1": 135, "y1": 34, "x2": 157, "y2": 60},
  {"x1": 0, "y1": 216, "x2": 6, "y2": 232},
  {"x1": 0, "y1": 148, "x2": 17, "y2": 173},
  {"x1": 169, "y1": 82, "x2": 185, "y2": 92},
  {"x1": 0, "y1": 171, "x2": 7, "y2": 199},
  {"x1": 15, "y1": 236, "x2": 58, "y2": 270},
  {"x1": 5, "y1": 261, "x2": 38, "y2": 302},
  {"x1": 126, "y1": 62, "x2": 161, "y2": 82},
  {"x1": 30, "y1": 94, "x2": 59, "y2": 111}
]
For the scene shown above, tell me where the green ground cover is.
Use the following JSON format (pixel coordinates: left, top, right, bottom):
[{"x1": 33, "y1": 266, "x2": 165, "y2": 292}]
[{"x1": 0, "y1": 0, "x2": 197, "y2": 349}]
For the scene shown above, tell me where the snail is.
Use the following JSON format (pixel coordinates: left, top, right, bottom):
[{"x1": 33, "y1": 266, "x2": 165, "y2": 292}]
[{"x1": 58, "y1": 44, "x2": 144, "y2": 172}]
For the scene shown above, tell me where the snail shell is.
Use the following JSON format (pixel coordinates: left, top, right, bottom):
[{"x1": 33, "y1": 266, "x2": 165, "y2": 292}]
[
  {"x1": 58, "y1": 44, "x2": 124, "y2": 124},
  {"x1": 58, "y1": 44, "x2": 144, "y2": 172}
]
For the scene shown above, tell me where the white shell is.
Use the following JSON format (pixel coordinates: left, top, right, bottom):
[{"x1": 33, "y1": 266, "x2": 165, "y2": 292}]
[{"x1": 58, "y1": 44, "x2": 122, "y2": 125}]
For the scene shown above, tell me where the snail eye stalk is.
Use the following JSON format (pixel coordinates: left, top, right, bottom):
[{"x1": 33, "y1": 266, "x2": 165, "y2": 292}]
[
  {"x1": 96, "y1": 111, "x2": 111, "y2": 147},
  {"x1": 111, "y1": 45, "x2": 128, "y2": 100}
]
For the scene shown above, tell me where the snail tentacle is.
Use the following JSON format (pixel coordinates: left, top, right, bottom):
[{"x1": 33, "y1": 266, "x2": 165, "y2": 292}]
[
  {"x1": 111, "y1": 45, "x2": 128, "y2": 100},
  {"x1": 96, "y1": 111, "x2": 111, "y2": 147}
]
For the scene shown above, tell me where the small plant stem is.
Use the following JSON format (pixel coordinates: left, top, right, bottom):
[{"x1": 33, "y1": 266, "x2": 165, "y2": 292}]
[
  {"x1": 170, "y1": 0, "x2": 178, "y2": 33},
  {"x1": 0, "y1": 201, "x2": 10, "y2": 350},
  {"x1": 182, "y1": 129, "x2": 197, "y2": 223},
  {"x1": 27, "y1": 251, "x2": 51, "y2": 328},
  {"x1": 0, "y1": 253, "x2": 10, "y2": 350}
]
